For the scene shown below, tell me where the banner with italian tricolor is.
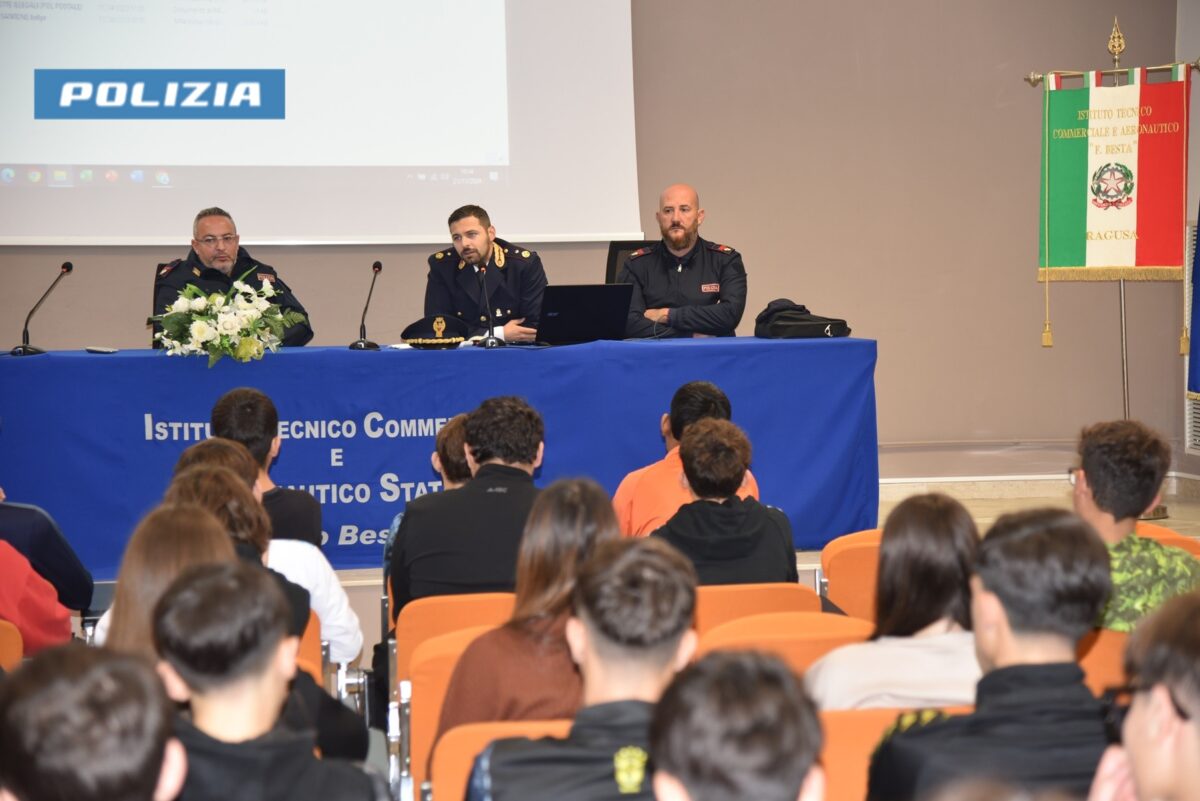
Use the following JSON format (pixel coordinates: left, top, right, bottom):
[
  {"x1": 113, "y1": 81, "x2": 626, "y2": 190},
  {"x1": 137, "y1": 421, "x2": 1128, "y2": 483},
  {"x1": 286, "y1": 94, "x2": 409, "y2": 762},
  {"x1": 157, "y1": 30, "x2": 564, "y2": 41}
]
[{"x1": 1039, "y1": 65, "x2": 1190, "y2": 281}]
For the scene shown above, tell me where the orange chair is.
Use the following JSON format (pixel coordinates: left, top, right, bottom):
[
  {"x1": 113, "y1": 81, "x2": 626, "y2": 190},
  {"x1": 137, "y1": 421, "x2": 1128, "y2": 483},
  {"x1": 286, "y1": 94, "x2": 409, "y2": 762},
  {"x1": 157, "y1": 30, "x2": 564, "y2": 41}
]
[
  {"x1": 0, "y1": 619, "x2": 23, "y2": 671},
  {"x1": 431, "y1": 719, "x2": 572, "y2": 801},
  {"x1": 820, "y1": 706, "x2": 972, "y2": 801},
  {"x1": 296, "y1": 610, "x2": 324, "y2": 685},
  {"x1": 695, "y1": 582, "x2": 822, "y2": 636},
  {"x1": 1136, "y1": 522, "x2": 1200, "y2": 558},
  {"x1": 1077, "y1": 628, "x2": 1130, "y2": 696},
  {"x1": 698, "y1": 612, "x2": 874, "y2": 674},
  {"x1": 820, "y1": 529, "x2": 882, "y2": 622},
  {"x1": 393, "y1": 593, "x2": 515, "y2": 680},
  {"x1": 409, "y1": 624, "x2": 496, "y2": 790}
]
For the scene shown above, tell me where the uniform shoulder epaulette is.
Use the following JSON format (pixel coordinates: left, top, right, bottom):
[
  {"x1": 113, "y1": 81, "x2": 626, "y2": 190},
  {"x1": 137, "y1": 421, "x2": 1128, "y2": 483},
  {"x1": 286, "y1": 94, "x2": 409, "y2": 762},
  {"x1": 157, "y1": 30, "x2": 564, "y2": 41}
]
[
  {"x1": 629, "y1": 247, "x2": 652, "y2": 259},
  {"x1": 431, "y1": 248, "x2": 455, "y2": 262},
  {"x1": 503, "y1": 246, "x2": 535, "y2": 260},
  {"x1": 707, "y1": 242, "x2": 737, "y2": 254},
  {"x1": 156, "y1": 259, "x2": 183, "y2": 278}
]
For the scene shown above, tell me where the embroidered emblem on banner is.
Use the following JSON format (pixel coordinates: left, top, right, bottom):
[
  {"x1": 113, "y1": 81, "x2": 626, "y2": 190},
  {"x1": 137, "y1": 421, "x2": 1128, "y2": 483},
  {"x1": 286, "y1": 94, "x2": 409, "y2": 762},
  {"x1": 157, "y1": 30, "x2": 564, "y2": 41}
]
[
  {"x1": 700, "y1": 283, "x2": 720, "y2": 293},
  {"x1": 1090, "y1": 163, "x2": 1134, "y2": 210},
  {"x1": 613, "y1": 746, "x2": 648, "y2": 794}
]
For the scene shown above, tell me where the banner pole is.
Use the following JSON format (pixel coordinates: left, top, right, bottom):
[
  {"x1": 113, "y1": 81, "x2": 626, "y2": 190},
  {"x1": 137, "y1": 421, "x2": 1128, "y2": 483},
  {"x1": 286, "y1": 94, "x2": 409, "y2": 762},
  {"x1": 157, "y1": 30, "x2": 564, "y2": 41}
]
[{"x1": 1119, "y1": 278, "x2": 1130, "y2": 419}]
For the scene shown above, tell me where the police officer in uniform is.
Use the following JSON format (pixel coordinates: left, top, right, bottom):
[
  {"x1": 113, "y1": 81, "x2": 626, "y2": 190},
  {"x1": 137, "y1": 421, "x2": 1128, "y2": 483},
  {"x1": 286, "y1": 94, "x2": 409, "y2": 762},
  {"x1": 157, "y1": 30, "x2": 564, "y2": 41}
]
[
  {"x1": 424, "y1": 204, "x2": 547, "y2": 342},
  {"x1": 618, "y1": 184, "x2": 747, "y2": 338},
  {"x1": 151, "y1": 207, "x2": 313, "y2": 347}
]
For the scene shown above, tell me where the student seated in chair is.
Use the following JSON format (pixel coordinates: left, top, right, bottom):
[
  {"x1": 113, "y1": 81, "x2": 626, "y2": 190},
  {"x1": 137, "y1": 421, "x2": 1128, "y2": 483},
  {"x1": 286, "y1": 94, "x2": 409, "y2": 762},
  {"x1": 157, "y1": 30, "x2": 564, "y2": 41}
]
[
  {"x1": 466, "y1": 538, "x2": 698, "y2": 801},
  {"x1": 0, "y1": 643, "x2": 187, "y2": 801},
  {"x1": 651, "y1": 650, "x2": 825, "y2": 801},
  {"x1": 650, "y1": 418, "x2": 796, "y2": 585},
  {"x1": 153, "y1": 561, "x2": 388, "y2": 801}
]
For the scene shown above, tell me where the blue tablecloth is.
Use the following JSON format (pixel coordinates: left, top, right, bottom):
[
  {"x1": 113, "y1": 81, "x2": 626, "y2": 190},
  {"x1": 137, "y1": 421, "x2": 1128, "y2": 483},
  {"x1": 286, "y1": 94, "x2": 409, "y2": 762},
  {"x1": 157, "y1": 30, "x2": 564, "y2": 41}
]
[{"x1": 0, "y1": 338, "x2": 878, "y2": 578}]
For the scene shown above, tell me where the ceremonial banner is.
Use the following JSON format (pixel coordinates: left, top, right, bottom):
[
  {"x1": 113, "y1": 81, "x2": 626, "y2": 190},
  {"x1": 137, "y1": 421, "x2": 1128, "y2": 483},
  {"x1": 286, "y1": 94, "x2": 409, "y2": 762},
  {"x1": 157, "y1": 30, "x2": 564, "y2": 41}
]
[
  {"x1": 1039, "y1": 66, "x2": 1190, "y2": 281},
  {"x1": 1188, "y1": 210, "x2": 1200, "y2": 399}
]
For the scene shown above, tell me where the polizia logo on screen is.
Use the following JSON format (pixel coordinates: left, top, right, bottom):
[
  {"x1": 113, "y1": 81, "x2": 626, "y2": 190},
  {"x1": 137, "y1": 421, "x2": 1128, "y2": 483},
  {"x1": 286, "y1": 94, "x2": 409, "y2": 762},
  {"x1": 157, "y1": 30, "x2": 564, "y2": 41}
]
[{"x1": 34, "y1": 69, "x2": 286, "y2": 119}]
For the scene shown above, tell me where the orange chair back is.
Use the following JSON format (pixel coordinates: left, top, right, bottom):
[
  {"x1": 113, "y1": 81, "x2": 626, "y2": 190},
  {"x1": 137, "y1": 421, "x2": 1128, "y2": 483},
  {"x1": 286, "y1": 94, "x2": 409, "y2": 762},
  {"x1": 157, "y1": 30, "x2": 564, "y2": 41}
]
[
  {"x1": 820, "y1": 706, "x2": 972, "y2": 801},
  {"x1": 0, "y1": 619, "x2": 23, "y2": 671},
  {"x1": 821, "y1": 529, "x2": 882, "y2": 621},
  {"x1": 695, "y1": 582, "x2": 822, "y2": 635},
  {"x1": 410, "y1": 625, "x2": 496, "y2": 790},
  {"x1": 1136, "y1": 522, "x2": 1200, "y2": 558},
  {"x1": 431, "y1": 719, "x2": 572, "y2": 801},
  {"x1": 394, "y1": 593, "x2": 515, "y2": 679},
  {"x1": 698, "y1": 612, "x2": 874, "y2": 674},
  {"x1": 1077, "y1": 628, "x2": 1130, "y2": 696},
  {"x1": 296, "y1": 610, "x2": 323, "y2": 685}
]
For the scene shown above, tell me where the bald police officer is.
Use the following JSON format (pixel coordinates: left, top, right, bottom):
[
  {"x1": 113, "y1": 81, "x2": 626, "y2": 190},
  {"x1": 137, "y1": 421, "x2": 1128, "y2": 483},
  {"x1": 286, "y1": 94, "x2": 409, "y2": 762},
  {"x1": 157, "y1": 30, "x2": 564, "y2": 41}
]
[
  {"x1": 424, "y1": 205, "x2": 548, "y2": 342},
  {"x1": 619, "y1": 184, "x2": 747, "y2": 338}
]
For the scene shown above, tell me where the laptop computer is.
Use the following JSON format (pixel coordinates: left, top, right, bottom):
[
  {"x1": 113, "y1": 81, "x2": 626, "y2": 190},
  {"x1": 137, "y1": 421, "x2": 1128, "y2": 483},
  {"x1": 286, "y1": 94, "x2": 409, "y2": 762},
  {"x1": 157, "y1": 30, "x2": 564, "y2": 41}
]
[{"x1": 535, "y1": 283, "x2": 633, "y2": 345}]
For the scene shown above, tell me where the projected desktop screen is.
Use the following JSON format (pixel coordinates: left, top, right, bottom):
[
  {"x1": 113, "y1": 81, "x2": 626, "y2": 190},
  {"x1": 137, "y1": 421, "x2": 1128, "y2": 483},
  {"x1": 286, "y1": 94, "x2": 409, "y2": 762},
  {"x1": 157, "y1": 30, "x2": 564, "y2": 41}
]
[{"x1": 0, "y1": 0, "x2": 642, "y2": 245}]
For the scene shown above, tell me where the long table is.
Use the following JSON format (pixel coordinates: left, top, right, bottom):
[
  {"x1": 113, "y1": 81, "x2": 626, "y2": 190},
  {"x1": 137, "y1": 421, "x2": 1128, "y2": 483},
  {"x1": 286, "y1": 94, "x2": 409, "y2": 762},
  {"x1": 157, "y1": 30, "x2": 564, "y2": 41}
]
[{"x1": 0, "y1": 338, "x2": 878, "y2": 578}]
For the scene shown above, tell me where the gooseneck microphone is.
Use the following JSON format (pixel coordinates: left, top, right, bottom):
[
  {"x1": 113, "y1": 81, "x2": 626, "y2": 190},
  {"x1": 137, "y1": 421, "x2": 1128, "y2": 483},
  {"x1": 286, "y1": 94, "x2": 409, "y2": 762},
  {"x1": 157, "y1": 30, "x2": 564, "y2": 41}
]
[
  {"x1": 473, "y1": 262, "x2": 504, "y2": 349},
  {"x1": 349, "y1": 260, "x2": 383, "y2": 351},
  {"x1": 11, "y1": 261, "x2": 73, "y2": 356}
]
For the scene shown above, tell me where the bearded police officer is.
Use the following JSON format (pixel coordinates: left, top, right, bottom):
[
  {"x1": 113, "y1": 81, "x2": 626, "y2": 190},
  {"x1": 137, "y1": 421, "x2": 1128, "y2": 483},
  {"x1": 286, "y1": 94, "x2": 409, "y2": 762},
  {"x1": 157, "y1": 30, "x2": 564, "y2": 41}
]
[
  {"x1": 151, "y1": 207, "x2": 313, "y2": 347},
  {"x1": 424, "y1": 205, "x2": 548, "y2": 342},
  {"x1": 618, "y1": 184, "x2": 747, "y2": 338}
]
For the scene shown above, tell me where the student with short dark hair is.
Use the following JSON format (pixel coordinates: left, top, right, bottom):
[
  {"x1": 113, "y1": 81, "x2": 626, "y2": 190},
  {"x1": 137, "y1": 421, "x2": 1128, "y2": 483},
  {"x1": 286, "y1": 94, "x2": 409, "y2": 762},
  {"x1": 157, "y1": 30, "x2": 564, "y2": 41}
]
[
  {"x1": 868, "y1": 508, "x2": 1113, "y2": 801},
  {"x1": 210, "y1": 387, "x2": 324, "y2": 547},
  {"x1": 432, "y1": 413, "x2": 471, "y2": 489},
  {"x1": 466, "y1": 538, "x2": 699, "y2": 801},
  {"x1": 388, "y1": 396, "x2": 544, "y2": 617},
  {"x1": 651, "y1": 651, "x2": 825, "y2": 801},
  {"x1": 651, "y1": 418, "x2": 796, "y2": 585},
  {"x1": 153, "y1": 562, "x2": 386, "y2": 801},
  {"x1": 613, "y1": 381, "x2": 760, "y2": 537},
  {"x1": 0, "y1": 643, "x2": 187, "y2": 801},
  {"x1": 806, "y1": 493, "x2": 980, "y2": 709},
  {"x1": 1087, "y1": 590, "x2": 1200, "y2": 801},
  {"x1": 1071, "y1": 420, "x2": 1200, "y2": 632}
]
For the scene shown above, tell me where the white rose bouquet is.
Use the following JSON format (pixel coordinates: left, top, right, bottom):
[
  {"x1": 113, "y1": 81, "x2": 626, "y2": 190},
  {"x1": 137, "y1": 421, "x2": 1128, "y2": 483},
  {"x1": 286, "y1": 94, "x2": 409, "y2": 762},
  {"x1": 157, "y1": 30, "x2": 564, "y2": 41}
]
[{"x1": 150, "y1": 270, "x2": 307, "y2": 367}]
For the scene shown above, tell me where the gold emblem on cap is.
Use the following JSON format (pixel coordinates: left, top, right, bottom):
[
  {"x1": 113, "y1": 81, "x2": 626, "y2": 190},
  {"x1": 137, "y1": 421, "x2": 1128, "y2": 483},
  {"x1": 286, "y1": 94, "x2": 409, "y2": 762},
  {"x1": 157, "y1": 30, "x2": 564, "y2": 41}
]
[
  {"x1": 432, "y1": 316, "x2": 446, "y2": 338},
  {"x1": 613, "y1": 746, "x2": 648, "y2": 794}
]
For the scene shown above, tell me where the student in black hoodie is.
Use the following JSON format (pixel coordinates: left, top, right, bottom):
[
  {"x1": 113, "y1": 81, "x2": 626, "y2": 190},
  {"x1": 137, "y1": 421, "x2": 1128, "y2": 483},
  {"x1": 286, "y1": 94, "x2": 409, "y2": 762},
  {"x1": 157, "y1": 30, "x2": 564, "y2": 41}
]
[
  {"x1": 153, "y1": 562, "x2": 387, "y2": 801},
  {"x1": 651, "y1": 419, "x2": 797, "y2": 585}
]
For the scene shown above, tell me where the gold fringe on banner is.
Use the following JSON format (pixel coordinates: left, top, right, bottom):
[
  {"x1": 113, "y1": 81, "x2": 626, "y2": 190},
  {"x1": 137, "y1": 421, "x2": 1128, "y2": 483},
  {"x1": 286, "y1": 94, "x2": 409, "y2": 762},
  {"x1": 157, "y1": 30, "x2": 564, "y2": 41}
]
[
  {"x1": 1188, "y1": 391, "x2": 1200, "y2": 401},
  {"x1": 1037, "y1": 267, "x2": 1184, "y2": 282}
]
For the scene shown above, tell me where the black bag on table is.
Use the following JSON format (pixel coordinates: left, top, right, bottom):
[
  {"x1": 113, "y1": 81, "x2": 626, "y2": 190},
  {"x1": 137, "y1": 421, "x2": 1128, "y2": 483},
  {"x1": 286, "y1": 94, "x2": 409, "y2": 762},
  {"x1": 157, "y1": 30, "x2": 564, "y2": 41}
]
[{"x1": 754, "y1": 299, "x2": 851, "y2": 339}]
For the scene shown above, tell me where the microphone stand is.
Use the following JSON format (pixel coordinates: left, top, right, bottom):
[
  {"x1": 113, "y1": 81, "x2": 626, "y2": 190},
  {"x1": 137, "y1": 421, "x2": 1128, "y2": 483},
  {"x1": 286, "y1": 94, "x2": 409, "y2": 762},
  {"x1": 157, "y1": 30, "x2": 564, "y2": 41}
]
[
  {"x1": 473, "y1": 263, "x2": 504, "y2": 349},
  {"x1": 349, "y1": 261, "x2": 382, "y2": 350},
  {"x1": 12, "y1": 262, "x2": 73, "y2": 356}
]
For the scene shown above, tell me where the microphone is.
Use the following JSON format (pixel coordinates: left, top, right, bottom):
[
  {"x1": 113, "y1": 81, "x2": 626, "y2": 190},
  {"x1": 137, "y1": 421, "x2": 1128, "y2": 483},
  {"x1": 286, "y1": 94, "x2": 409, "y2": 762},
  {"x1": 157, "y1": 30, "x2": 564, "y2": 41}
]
[
  {"x1": 11, "y1": 261, "x2": 73, "y2": 356},
  {"x1": 473, "y1": 261, "x2": 504, "y2": 349},
  {"x1": 349, "y1": 260, "x2": 383, "y2": 350}
]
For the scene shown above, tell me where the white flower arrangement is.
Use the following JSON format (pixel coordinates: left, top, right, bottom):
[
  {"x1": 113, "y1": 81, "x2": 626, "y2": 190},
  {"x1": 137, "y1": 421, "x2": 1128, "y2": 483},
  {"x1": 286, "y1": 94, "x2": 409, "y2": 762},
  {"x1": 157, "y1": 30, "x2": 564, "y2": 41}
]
[{"x1": 151, "y1": 269, "x2": 306, "y2": 367}]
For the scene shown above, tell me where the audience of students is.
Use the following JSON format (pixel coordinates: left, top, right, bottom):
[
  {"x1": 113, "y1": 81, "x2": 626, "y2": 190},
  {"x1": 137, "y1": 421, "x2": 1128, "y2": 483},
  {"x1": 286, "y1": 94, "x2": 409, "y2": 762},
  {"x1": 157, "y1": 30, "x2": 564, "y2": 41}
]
[
  {"x1": 153, "y1": 562, "x2": 387, "y2": 801},
  {"x1": 868, "y1": 508, "x2": 1114, "y2": 801},
  {"x1": 0, "y1": 643, "x2": 187, "y2": 801},
  {"x1": 613, "y1": 381, "x2": 760, "y2": 537},
  {"x1": 651, "y1": 650, "x2": 825, "y2": 801},
  {"x1": 11, "y1": 402, "x2": 1200, "y2": 801},
  {"x1": 465, "y1": 537, "x2": 699, "y2": 801},
  {"x1": 806, "y1": 493, "x2": 980, "y2": 709},
  {"x1": 435, "y1": 478, "x2": 618, "y2": 744},
  {"x1": 651, "y1": 418, "x2": 797, "y2": 584},
  {"x1": 1070, "y1": 420, "x2": 1200, "y2": 632},
  {"x1": 0, "y1": 496, "x2": 93, "y2": 611},
  {"x1": 210, "y1": 387, "x2": 324, "y2": 547},
  {"x1": 389, "y1": 396, "x2": 544, "y2": 617}
]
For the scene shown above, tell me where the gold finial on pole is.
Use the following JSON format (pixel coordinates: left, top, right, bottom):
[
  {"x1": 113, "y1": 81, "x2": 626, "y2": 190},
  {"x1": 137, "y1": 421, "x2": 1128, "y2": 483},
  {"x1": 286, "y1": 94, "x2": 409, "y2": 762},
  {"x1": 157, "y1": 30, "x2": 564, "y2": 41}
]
[
  {"x1": 1108, "y1": 17, "x2": 1126, "y2": 69},
  {"x1": 1025, "y1": 72, "x2": 1044, "y2": 88}
]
